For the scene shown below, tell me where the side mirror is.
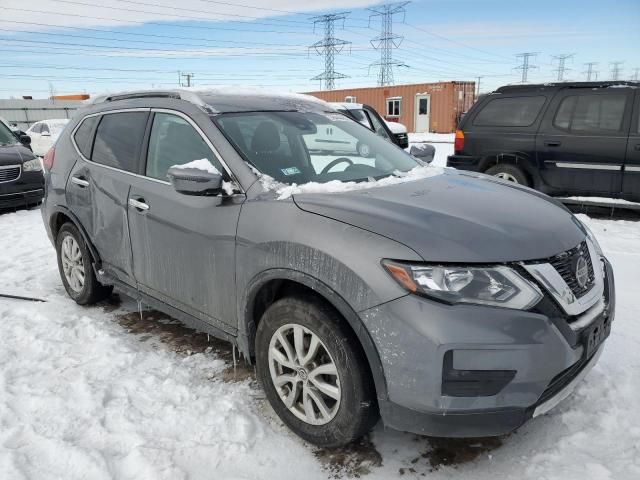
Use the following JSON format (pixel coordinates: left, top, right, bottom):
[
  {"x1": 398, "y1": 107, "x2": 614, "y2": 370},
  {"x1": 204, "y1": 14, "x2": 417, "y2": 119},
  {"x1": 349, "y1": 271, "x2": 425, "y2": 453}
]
[
  {"x1": 410, "y1": 144, "x2": 436, "y2": 164},
  {"x1": 167, "y1": 166, "x2": 225, "y2": 196},
  {"x1": 19, "y1": 134, "x2": 31, "y2": 146}
]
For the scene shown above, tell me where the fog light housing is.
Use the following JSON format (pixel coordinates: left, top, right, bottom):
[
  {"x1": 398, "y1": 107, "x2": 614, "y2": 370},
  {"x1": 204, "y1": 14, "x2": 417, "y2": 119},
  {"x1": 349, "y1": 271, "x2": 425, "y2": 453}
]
[{"x1": 442, "y1": 351, "x2": 516, "y2": 397}]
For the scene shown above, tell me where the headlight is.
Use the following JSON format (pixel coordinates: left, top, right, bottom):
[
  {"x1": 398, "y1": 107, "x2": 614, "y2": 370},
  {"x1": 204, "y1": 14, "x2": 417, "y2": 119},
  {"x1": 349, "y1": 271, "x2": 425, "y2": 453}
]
[
  {"x1": 22, "y1": 158, "x2": 43, "y2": 172},
  {"x1": 578, "y1": 219, "x2": 603, "y2": 257},
  {"x1": 382, "y1": 261, "x2": 543, "y2": 310}
]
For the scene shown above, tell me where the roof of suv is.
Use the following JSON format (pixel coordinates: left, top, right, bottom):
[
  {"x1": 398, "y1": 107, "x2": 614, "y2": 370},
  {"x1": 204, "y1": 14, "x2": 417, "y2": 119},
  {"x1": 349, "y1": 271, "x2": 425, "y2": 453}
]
[
  {"x1": 90, "y1": 88, "x2": 333, "y2": 115},
  {"x1": 495, "y1": 80, "x2": 639, "y2": 93}
]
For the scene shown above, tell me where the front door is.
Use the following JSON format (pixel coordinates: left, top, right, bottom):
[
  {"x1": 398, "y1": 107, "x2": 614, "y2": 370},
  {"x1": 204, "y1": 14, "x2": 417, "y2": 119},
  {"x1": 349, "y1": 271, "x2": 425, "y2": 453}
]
[
  {"x1": 415, "y1": 94, "x2": 430, "y2": 132},
  {"x1": 127, "y1": 110, "x2": 244, "y2": 330},
  {"x1": 66, "y1": 110, "x2": 149, "y2": 286},
  {"x1": 623, "y1": 91, "x2": 640, "y2": 201},
  {"x1": 536, "y1": 89, "x2": 633, "y2": 196}
]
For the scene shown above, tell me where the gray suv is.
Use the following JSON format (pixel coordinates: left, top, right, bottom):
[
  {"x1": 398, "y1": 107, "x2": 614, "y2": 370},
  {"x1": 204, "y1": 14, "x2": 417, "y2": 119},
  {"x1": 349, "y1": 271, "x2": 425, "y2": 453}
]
[{"x1": 41, "y1": 89, "x2": 615, "y2": 447}]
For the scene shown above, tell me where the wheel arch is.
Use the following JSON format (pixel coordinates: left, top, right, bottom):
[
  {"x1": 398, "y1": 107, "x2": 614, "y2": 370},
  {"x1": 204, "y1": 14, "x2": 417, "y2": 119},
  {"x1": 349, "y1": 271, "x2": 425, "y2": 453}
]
[
  {"x1": 480, "y1": 152, "x2": 539, "y2": 186},
  {"x1": 49, "y1": 206, "x2": 102, "y2": 267},
  {"x1": 239, "y1": 268, "x2": 388, "y2": 401}
]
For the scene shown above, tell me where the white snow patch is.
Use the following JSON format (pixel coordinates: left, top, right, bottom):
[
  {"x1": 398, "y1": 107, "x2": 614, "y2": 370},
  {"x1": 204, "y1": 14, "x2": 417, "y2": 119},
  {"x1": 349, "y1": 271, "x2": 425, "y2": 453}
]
[
  {"x1": 170, "y1": 159, "x2": 235, "y2": 196},
  {"x1": 562, "y1": 196, "x2": 640, "y2": 206},
  {"x1": 261, "y1": 165, "x2": 445, "y2": 200}
]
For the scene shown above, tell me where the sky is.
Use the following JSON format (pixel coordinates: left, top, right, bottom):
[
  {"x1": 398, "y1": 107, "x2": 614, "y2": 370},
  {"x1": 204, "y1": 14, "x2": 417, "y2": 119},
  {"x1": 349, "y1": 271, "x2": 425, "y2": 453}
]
[{"x1": 1, "y1": 0, "x2": 639, "y2": 98}]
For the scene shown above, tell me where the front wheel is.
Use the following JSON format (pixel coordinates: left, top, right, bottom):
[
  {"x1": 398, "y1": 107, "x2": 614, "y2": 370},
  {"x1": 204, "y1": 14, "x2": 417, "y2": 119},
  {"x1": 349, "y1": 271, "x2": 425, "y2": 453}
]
[
  {"x1": 485, "y1": 163, "x2": 530, "y2": 186},
  {"x1": 56, "y1": 222, "x2": 112, "y2": 305},
  {"x1": 255, "y1": 295, "x2": 378, "y2": 447}
]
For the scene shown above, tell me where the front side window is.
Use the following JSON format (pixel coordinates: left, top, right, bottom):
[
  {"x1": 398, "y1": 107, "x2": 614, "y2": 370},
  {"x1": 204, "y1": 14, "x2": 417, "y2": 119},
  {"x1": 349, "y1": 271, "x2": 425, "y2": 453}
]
[
  {"x1": 41, "y1": 123, "x2": 50, "y2": 135},
  {"x1": 473, "y1": 96, "x2": 546, "y2": 127},
  {"x1": 146, "y1": 113, "x2": 224, "y2": 181},
  {"x1": 92, "y1": 111, "x2": 148, "y2": 172},
  {"x1": 30, "y1": 123, "x2": 42, "y2": 134},
  {"x1": 366, "y1": 110, "x2": 391, "y2": 141},
  {"x1": 347, "y1": 109, "x2": 372, "y2": 129},
  {"x1": 554, "y1": 94, "x2": 627, "y2": 133},
  {"x1": 215, "y1": 111, "x2": 419, "y2": 185},
  {"x1": 387, "y1": 98, "x2": 401, "y2": 117}
]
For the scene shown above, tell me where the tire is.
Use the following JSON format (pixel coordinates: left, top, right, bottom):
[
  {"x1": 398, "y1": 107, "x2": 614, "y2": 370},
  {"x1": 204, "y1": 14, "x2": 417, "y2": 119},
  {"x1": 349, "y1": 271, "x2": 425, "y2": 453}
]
[
  {"x1": 485, "y1": 163, "x2": 530, "y2": 186},
  {"x1": 56, "y1": 222, "x2": 112, "y2": 305},
  {"x1": 256, "y1": 295, "x2": 378, "y2": 447}
]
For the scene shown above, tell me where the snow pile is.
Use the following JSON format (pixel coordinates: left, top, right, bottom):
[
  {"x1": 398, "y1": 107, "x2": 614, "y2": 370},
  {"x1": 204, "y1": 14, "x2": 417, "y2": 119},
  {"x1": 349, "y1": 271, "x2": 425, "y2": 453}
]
[
  {"x1": 262, "y1": 165, "x2": 445, "y2": 200},
  {"x1": 170, "y1": 159, "x2": 235, "y2": 196}
]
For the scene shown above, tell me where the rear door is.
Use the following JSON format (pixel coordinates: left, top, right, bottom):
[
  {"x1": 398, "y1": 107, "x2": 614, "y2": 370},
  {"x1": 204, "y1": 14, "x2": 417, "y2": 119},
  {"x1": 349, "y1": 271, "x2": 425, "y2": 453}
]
[
  {"x1": 66, "y1": 109, "x2": 149, "y2": 286},
  {"x1": 622, "y1": 91, "x2": 640, "y2": 201},
  {"x1": 126, "y1": 109, "x2": 244, "y2": 331},
  {"x1": 536, "y1": 88, "x2": 633, "y2": 196}
]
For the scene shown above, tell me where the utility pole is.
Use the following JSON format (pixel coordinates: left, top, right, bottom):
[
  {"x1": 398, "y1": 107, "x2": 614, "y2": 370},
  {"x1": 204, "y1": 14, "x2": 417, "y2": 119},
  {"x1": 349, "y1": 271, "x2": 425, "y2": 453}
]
[
  {"x1": 308, "y1": 13, "x2": 351, "y2": 90},
  {"x1": 552, "y1": 54, "x2": 574, "y2": 81},
  {"x1": 180, "y1": 72, "x2": 195, "y2": 87},
  {"x1": 583, "y1": 62, "x2": 599, "y2": 81},
  {"x1": 610, "y1": 62, "x2": 624, "y2": 80},
  {"x1": 475, "y1": 76, "x2": 483, "y2": 98},
  {"x1": 515, "y1": 52, "x2": 539, "y2": 83},
  {"x1": 368, "y1": 2, "x2": 410, "y2": 87}
]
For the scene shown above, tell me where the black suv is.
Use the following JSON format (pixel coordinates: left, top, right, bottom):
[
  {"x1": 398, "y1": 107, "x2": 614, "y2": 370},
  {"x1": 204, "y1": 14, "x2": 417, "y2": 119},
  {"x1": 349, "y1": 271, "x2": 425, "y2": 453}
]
[{"x1": 447, "y1": 81, "x2": 640, "y2": 202}]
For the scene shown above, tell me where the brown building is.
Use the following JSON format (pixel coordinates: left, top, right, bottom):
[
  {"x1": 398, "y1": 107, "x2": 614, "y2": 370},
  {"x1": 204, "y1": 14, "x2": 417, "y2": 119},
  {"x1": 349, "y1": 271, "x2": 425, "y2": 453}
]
[{"x1": 306, "y1": 81, "x2": 476, "y2": 133}]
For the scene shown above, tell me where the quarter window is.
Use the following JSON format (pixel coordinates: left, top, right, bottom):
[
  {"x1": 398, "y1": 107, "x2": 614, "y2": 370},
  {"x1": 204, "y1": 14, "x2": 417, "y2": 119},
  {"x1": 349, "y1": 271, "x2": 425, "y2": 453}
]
[
  {"x1": 473, "y1": 96, "x2": 546, "y2": 127},
  {"x1": 554, "y1": 94, "x2": 627, "y2": 133},
  {"x1": 387, "y1": 98, "x2": 401, "y2": 117},
  {"x1": 73, "y1": 116, "x2": 99, "y2": 158},
  {"x1": 92, "y1": 111, "x2": 148, "y2": 172},
  {"x1": 146, "y1": 113, "x2": 224, "y2": 181}
]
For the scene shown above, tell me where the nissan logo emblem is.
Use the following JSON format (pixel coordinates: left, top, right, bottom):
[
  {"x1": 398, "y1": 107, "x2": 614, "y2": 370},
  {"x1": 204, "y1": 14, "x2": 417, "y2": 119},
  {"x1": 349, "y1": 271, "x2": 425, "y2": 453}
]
[{"x1": 574, "y1": 255, "x2": 589, "y2": 289}]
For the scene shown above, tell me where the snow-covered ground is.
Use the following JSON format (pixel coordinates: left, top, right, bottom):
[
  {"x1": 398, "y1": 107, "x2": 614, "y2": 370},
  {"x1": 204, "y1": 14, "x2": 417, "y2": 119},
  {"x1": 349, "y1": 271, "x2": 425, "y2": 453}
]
[
  {"x1": 408, "y1": 132, "x2": 454, "y2": 167},
  {"x1": 1, "y1": 209, "x2": 639, "y2": 480}
]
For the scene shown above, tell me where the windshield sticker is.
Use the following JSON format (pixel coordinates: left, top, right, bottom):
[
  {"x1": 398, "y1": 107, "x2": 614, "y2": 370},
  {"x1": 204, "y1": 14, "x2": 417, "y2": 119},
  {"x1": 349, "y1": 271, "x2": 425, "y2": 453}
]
[
  {"x1": 324, "y1": 113, "x2": 350, "y2": 122},
  {"x1": 281, "y1": 167, "x2": 301, "y2": 176}
]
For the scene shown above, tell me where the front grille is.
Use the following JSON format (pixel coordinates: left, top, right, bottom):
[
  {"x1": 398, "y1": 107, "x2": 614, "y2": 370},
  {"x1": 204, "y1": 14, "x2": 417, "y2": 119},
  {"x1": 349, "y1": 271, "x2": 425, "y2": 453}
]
[
  {"x1": 549, "y1": 241, "x2": 595, "y2": 298},
  {"x1": 0, "y1": 165, "x2": 21, "y2": 183}
]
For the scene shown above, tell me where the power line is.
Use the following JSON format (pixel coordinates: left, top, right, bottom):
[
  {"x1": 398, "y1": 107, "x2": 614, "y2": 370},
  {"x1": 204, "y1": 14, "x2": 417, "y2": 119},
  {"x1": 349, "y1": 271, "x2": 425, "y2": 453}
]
[
  {"x1": 610, "y1": 61, "x2": 624, "y2": 80},
  {"x1": 514, "y1": 52, "x2": 539, "y2": 83},
  {"x1": 308, "y1": 13, "x2": 352, "y2": 90},
  {"x1": 552, "y1": 54, "x2": 573, "y2": 81},
  {"x1": 368, "y1": 2, "x2": 409, "y2": 86},
  {"x1": 583, "y1": 62, "x2": 599, "y2": 81}
]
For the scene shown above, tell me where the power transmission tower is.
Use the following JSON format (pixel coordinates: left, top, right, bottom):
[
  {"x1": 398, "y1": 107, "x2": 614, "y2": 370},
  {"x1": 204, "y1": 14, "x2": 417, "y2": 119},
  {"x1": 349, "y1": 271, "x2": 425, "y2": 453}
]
[
  {"x1": 583, "y1": 62, "x2": 599, "y2": 81},
  {"x1": 368, "y1": 2, "x2": 410, "y2": 87},
  {"x1": 514, "y1": 52, "x2": 539, "y2": 83},
  {"x1": 631, "y1": 68, "x2": 639, "y2": 81},
  {"x1": 610, "y1": 62, "x2": 624, "y2": 80},
  {"x1": 308, "y1": 13, "x2": 351, "y2": 90},
  {"x1": 552, "y1": 54, "x2": 574, "y2": 81},
  {"x1": 180, "y1": 72, "x2": 195, "y2": 87}
]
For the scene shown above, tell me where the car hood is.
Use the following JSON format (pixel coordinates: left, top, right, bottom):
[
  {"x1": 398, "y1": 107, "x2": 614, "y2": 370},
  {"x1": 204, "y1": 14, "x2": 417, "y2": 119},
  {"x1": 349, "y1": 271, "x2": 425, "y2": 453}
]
[
  {"x1": 293, "y1": 169, "x2": 585, "y2": 263},
  {"x1": 0, "y1": 143, "x2": 35, "y2": 166}
]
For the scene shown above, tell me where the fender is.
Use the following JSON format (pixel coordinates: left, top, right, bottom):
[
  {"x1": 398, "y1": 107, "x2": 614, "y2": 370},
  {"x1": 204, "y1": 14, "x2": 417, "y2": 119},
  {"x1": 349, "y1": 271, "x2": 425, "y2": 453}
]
[{"x1": 239, "y1": 268, "x2": 389, "y2": 401}]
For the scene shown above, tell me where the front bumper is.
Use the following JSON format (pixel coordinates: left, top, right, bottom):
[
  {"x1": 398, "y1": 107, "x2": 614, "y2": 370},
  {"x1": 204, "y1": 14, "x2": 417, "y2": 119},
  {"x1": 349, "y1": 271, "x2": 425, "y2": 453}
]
[
  {"x1": 0, "y1": 171, "x2": 44, "y2": 209},
  {"x1": 360, "y1": 258, "x2": 615, "y2": 437}
]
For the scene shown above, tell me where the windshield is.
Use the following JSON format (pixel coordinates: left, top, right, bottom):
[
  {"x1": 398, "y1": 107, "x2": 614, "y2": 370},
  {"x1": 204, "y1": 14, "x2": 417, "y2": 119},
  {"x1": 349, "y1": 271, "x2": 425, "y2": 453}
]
[
  {"x1": 0, "y1": 122, "x2": 17, "y2": 146},
  {"x1": 214, "y1": 111, "x2": 418, "y2": 185}
]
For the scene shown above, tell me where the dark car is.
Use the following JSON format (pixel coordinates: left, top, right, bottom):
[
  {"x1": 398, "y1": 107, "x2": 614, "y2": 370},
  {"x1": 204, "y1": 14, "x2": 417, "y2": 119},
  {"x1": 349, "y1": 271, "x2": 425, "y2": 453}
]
[
  {"x1": 447, "y1": 81, "x2": 640, "y2": 202},
  {"x1": 42, "y1": 89, "x2": 613, "y2": 447},
  {"x1": 331, "y1": 102, "x2": 410, "y2": 149},
  {"x1": 0, "y1": 122, "x2": 44, "y2": 210}
]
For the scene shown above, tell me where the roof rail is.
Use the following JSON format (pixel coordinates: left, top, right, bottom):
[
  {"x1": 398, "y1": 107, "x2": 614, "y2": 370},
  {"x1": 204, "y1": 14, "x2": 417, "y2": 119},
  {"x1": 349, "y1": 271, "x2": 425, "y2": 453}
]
[{"x1": 89, "y1": 89, "x2": 210, "y2": 110}]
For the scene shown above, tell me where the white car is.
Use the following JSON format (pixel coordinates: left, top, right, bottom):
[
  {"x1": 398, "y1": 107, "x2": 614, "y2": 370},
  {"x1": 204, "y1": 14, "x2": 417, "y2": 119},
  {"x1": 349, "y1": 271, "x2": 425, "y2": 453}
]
[{"x1": 26, "y1": 119, "x2": 70, "y2": 156}]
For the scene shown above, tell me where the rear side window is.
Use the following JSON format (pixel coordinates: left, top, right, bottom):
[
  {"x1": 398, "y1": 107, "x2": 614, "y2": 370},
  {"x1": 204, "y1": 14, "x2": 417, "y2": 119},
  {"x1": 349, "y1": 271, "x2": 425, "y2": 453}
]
[
  {"x1": 473, "y1": 96, "x2": 546, "y2": 127},
  {"x1": 92, "y1": 112, "x2": 148, "y2": 172},
  {"x1": 554, "y1": 94, "x2": 627, "y2": 133},
  {"x1": 73, "y1": 116, "x2": 99, "y2": 158}
]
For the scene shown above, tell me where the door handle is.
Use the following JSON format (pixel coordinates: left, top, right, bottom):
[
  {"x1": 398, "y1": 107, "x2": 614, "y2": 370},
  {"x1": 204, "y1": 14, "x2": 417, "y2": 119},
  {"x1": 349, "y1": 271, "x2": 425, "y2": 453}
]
[
  {"x1": 71, "y1": 176, "x2": 89, "y2": 187},
  {"x1": 128, "y1": 198, "x2": 150, "y2": 211},
  {"x1": 544, "y1": 141, "x2": 562, "y2": 147}
]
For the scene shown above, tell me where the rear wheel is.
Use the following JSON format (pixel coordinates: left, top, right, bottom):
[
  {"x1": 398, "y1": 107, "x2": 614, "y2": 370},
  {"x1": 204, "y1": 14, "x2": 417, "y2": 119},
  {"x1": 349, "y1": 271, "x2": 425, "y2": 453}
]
[
  {"x1": 56, "y1": 223, "x2": 112, "y2": 305},
  {"x1": 485, "y1": 164, "x2": 530, "y2": 186},
  {"x1": 255, "y1": 295, "x2": 378, "y2": 447}
]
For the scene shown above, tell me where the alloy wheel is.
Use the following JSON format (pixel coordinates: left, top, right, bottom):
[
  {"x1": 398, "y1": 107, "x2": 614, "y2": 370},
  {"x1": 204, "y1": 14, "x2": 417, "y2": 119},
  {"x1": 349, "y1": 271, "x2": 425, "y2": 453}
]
[
  {"x1": 494, "y1": 172, "x2": 519, "y2": 183},
  {"x1": 61, "y1": 235, "x2": 85, "y2": 293},
  {"x1": 268, "y1": 323, "x2": 341, "y2": 425}
]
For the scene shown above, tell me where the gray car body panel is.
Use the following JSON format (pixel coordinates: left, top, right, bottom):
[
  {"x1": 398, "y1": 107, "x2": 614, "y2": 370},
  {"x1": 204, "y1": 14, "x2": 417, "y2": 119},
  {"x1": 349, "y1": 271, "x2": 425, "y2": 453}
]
[{"x1": 41, "y1": 90, "x2": 614, "y2": 439}]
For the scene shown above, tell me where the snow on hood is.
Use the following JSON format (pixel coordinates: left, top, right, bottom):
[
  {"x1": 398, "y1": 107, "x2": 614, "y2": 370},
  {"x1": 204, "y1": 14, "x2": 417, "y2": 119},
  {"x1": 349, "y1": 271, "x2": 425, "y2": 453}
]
[
  {"x1": 170, "y1": 158, "x2": 235, "y2": 195},
  {"x1": 259, "y1": 165, "x2": 446, "y2": 200}
]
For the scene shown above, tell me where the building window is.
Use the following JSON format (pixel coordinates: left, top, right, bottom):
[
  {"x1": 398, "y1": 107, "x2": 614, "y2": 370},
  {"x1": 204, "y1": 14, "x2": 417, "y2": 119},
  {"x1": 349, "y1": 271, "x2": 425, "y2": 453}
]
[
  {"x1": 387, "y1": 97, "x2": 401, "y2": 117},
  {"x1": 345, "y1": 96, "x2": 357, "y2": 103}
]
